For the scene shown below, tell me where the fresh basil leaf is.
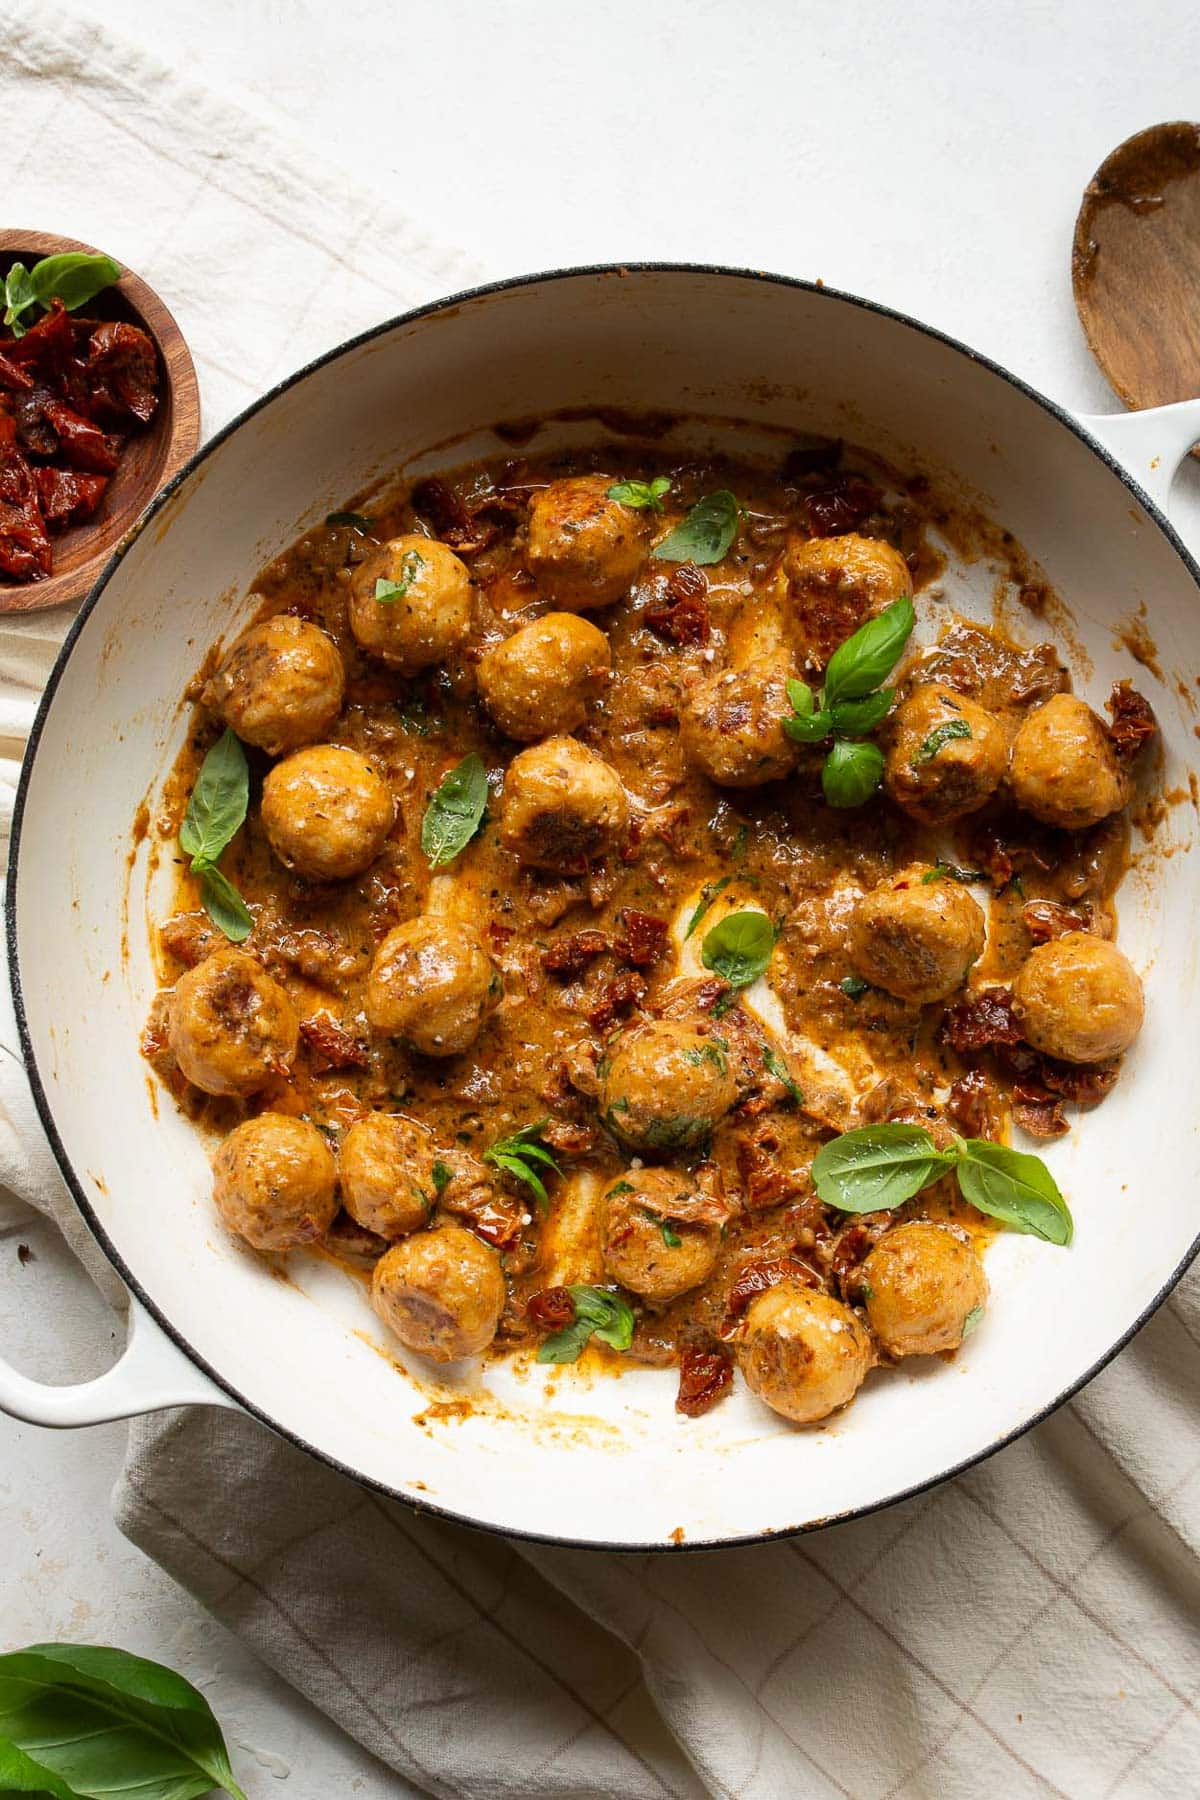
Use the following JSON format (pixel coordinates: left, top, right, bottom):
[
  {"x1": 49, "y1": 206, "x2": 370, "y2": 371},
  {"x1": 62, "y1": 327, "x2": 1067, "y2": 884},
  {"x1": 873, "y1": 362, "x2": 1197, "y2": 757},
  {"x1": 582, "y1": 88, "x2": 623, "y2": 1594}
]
[
  {"x1": 28, "y1": 252, "x2": 121, "y2": 314},
  {"x1": 536, "y1": 1317, "x2": 594, "y2": 1364},
  {"x1": 786, "y1": 678, "x2": 816, "y2": 717},
  {"x1": 3, "y1": 262, "x2": 36, "y2": 332},
  {"x1": 922, "y1": 862, "x2": 986, "y2": 885},
  {"x1": 840, "y1": 974, "x2": 869, "y2": 999},
  {"x1": 762, "y1": 1044, "x2": 803, "y2": 1105},
  {"x1": 607, "y1": 477, "x2": 670, "y2": 512},
  {"x1": 325, "y1": 510, "x2": 373, "y2": 532},
  {"x1": 431, "y1": 1160, "x2": 453, "y2": 1195},
  {"x1": 0, "y1": 1737, "x2": 80, "y2": 1798},
  {"x1": 911, "y1": 717, "x2": 972, "y2": 767},
  {"x1": 484, "y1": 1119, "x2": 561, "y2": 1211},
  {"x1": 783, "y1": 709, "x2": 834, "y2": 744},
  {"x1": 376, "y1": 548, "x2": 427, "y2": 604},
  {"x1": 197, "y1": 866, "x2": 253, "y2": 943},
  {"x1": 812, "y1": 1124, "x2": 952, "y2": 1212},
  {"x1": 179, "y1": 729, "x2": 249, "y2": 866},
  {"x1": 961, "y1": 1303, "x2": 985, "y2": 1338},
  {"x1": 651, "y1": 490, "x2": 739, "y2": 565},
  {"x1": 701, "y1": 910, "x2": 776, "y2": 988},
  {"x1": 570, "y1": 1285, "x2": 635, "y2": 1350},
  {"x1": 606, "y1": 1180, "x2": 635, "y2": 1196},
  {"x1": 822, "y1": 738, "x2": 885, "y2": 808},
  {"x1": 822, "y1": 596, "x2": 915, "y2": 707},
  {"x1": 660, "y1": 1219, "x2": 682, "y2": 1248},
  {"x1": 0, "y1": 1643, "x2": 247, "y2": 1800},
  {"x1": 421, "y1": 751, "x2": 488, "y2": 869},
  {"x1": 954, "y1": 1139, "x2": 1073, "y2": 1245},
  {"x1": 829, "y1": 688, "x2": 895, "y2": 736},
  {"x1": 684, "y1": 875, "x2": 732, "y2": 939}
]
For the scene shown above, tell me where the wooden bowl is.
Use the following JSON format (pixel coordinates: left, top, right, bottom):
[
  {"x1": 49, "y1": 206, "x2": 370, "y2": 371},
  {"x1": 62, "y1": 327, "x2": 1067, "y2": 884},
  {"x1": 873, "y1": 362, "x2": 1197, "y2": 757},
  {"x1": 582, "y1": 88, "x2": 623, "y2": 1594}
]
[{"x1": 0, "y1": 229, "x2": 200, "y2": 615}]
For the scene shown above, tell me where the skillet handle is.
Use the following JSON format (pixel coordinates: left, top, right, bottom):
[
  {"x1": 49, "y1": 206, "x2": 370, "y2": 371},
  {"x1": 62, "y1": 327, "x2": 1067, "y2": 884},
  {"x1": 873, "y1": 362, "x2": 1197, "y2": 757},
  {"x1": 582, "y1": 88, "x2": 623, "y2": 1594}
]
[
  {"x1": 0, "y1": 1293, "x2": 238, "y2": 1427},
  {"x1": 1075, "y1": 398, "x2": 1200, "y2": 512}
]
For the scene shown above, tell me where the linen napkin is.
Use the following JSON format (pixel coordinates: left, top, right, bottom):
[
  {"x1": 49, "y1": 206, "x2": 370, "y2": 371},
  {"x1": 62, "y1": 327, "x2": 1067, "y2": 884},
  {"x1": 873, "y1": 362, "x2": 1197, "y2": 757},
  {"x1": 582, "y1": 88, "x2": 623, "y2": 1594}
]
[{"x1": 3, "y1": 9, "x2": 1199, "y2": 1798}]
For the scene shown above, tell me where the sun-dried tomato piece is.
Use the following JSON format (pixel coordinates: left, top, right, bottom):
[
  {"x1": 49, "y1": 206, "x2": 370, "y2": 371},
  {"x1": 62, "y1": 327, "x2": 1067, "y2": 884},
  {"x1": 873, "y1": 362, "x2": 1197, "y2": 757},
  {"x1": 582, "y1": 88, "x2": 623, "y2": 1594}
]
[
  {"x1": 87, "y1": 320, "x2": 159, "y2": 424},
  {"x1": 539, "y1": 1118, "x2": 598, "y2": 1157},
  {"x1": 719, "y1": 1255, "x2": 818, "y2": 1338},
  {"x1": 1011, "y1": 1087, "x2": 1069, "y2": 1138},
  {"x1": 299, "y1": 1012, "x2": 369, "y2": 1072},
  {"x1": 736, "y1": 1122, "x2": 809, "y2": 1210},
  {"x1": 42, "y1": 401, "x2": 120, "y2": 474},
  {"x1": 1021, "y1": 899, "x2": 1092, "y2": 945},
  {"x1": 0, "y1": 414, "x2": 50, "y2": 580},
  {"x1": 803, "y1": 474, "x2": 882, "y2": 538},
  {"x1": 35, "y1": 466, "x2": 107, "y2": 529},
  {"x1": 940, "y1": 988, "x2": 1021, "y2": 1054},
  {"x1": 541, "y1": 929, "x2": 608, "y2": 978},
  {"x1": 675, "y1": 1343, "x2": 734, "y2": 1416},
  {"x1": 526, "y1": 1286, "x2": 576, "y2": 1330},
  {"x1": 4, "y1": 298, "x2": 76, "y2": 371},
  {"x1": 463, "y1": 1193, "x2": 528, "y2": 1248},
  {"x1": 645, "y1": 563, "x2": 711, "y2": 645},
  {"x1": 946, "y1": 1069, "x2": 1002, "y2": 1141},
  {"x1": 1106, "y1": 680, "x2": 1156, "y2": 761},
  {"x1": 585, "y1": 969, "x2": 647, "y2": 1029},
  {"x1": 0, "y1": 352, "x2": 33, "y2": 392},
  {"x1": 615, "y1": 909, "x2": 669, "y2": 968}
]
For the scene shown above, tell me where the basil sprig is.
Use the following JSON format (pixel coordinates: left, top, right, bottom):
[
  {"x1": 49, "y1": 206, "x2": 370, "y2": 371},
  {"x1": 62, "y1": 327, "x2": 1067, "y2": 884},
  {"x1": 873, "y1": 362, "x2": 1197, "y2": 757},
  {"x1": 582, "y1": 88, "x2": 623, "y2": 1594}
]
[
  {"x1": 811, "y1": 1123, "x2": 1073, "y2": 1245},
  {"x1": 3, "y1": 253, "x2": 121, "y2": 338},
  {"x1": 421, "y1": 751, "x2": 487, "y2": 869},
  {"x1": 684, "y1": 875, "x2": 732, "y2": 939},
  {"x1": 652, "y1": 490, "x2": 739, "y2": 565},
  {"x1": 608, "y1": 477, "x2": 670, "y2": 512},
  {"x1": 783, "y1": 596, "x2": 915, "y2": 808},
  {"x1": 537, "y1": 1285, "x2": 635, "y2": 1364},
  {"x1": 762, "y1": 1043, "x2": 803, "y2": 1105},
  {"x1": 179, "y1": 729, "x2": 253, "y2": 942},
  {"x1": 376, "y1": 548, "x2": 426, "y2": 604},
  {"x1": 0, "y1": 1642, "x2": 247, "y2": 1798},
  {"x1": 701, "y1": 909, "x2": 776, "y2": 988},
  {"x1": 484, "y1": 1119, "x2": 561, "y2": 1209},
  {"x1": 912, "y1": 718, "x2": 972, "y2": 767}
]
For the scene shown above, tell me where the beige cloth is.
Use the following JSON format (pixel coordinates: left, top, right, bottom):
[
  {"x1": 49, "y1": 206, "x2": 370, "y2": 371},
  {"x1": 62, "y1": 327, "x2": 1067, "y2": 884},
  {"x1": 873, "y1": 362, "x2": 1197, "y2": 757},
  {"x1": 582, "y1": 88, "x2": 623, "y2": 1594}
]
[{"x1": 2, "y1": 9, "x2": 1199, "y2": 1798}]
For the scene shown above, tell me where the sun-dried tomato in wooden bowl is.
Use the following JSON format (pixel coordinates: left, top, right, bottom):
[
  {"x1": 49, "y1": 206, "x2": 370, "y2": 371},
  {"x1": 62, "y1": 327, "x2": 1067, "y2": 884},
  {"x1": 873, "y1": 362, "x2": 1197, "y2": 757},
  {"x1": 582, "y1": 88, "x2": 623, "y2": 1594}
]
[{"x1": 0, "y1": 230, "x2": 200, "y2": 614}]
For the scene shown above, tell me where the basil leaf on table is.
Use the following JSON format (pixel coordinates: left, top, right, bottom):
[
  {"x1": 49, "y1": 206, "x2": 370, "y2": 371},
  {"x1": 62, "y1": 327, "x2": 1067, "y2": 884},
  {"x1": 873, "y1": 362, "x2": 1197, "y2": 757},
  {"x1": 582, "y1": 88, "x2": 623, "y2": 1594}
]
[
  {"x1": 421, "y1": 751, "x2": 488, "y2": 869},
  {"x1": 538, "y1": 1286, "x2": 635, "y2": 1363},
  {"x1": 0, "y1": 1642, "x2": 247, "y2": 1800},
  {"x1": 955, "y1": 1138, "x2": 1074, "y2": 1245},
  {"x1": 821, "y1": 596, "x2": 915, "y2": 706},
  {"x1": 179, "y1": 729, "x2": 248, "y2": 865},
  {"x1": 652, "y1": 490, "x2": 739, "y2": 565},
  {"x1": 27, "y1": 252, "x2": 122, "y2": 314},
  {"x1": 812, "y1": 1123, "x2": 953, "y2": 1213},
  {"x1": 912, "y1": 717, "x2": 972, "y2": 767},
  {"x1": 0, "y1": 1738, "x2": 80, "y2": 1799},
  {"x1": 701, "y1": 909, "x2": 776, "y2": 988},
  {"x1": 821, "y1": 737, "x2": 885, "y2": 808},
  {"x1": 607, "y1": 477, "x2": 670, "y2": 512}
]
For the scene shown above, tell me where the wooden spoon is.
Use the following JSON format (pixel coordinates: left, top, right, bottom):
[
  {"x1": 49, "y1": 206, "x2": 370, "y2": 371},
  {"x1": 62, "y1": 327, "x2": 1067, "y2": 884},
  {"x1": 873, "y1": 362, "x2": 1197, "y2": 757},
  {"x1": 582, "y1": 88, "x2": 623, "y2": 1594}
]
[{"x1": 1073, "y1": 121, "x2": 1200, "y2": 411}]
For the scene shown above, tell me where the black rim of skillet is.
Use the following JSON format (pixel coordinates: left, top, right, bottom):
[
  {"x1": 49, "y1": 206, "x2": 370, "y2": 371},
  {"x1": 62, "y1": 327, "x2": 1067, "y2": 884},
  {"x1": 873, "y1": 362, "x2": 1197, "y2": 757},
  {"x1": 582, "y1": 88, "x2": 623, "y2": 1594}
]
[{"x1": 8, "y1": 261, "x2": 1200, "y2": 1554}]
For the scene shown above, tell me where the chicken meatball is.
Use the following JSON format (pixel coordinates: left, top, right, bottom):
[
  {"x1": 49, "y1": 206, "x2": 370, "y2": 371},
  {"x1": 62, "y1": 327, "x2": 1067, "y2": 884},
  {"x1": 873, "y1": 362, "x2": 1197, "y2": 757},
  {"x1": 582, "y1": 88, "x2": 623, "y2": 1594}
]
[
  {"x1": 202, "y1": 615, "x2": 345, "y2": 757},
  {"x1": 261, "y1": 744, "x2": 394, "y2": 881},
  {"x1": 1009, "y1": 693, "x2": 1130, "y2": 830},
  {"x1": 786, "y1": 532, "x2": 911, "y2": 669},
  {"x1": 600, "y1": 1020, "x2": 738, "y2": 1151},
  {"x1": 499, "y1": 736, "x2": 628, "y2": 871},
  {"x1": 850, "y1": 872, "x2": 985, "y2": 1004},
  {"x1": 338, "y1": 1113, "x2": 448, "y2": 1239},
  {"x1": 525, "y1": 475, "x2": 652, "y2": 610},
  {"x1": 885, "y1": 682, "x2": 1008, "y2": 824},
  {"x1": 476, "y1": 612, "x2": 611, "y2": 740},
  {"x1": 366, "y1": 917, "x2": 500, "y2": 1055},
  {"x1": 600, "y1": 1167, "x2": 729, "y2": 1304},
  {"x1": 737, "y1": 1284, "x2": 872, "y2": 1424},
  {"x1": 168, "y1": 947, "x2": 298, "y2": 1097},
  {"x1": 859, "y1": 1223, "x2": 988, "y2": 1358},
  {"x1": 349, "y1": 535, "x2": 474, "y2": 673},
  {"x1": 1011, "y1": 931, "x2": 1143, "y2": 1064},
  {"x1": 371, "y1": 1225, "x2": 505, "y2": 1361},
  {"x1": 212, "y1": 1113, "x2": 337, "y2": 1251}
]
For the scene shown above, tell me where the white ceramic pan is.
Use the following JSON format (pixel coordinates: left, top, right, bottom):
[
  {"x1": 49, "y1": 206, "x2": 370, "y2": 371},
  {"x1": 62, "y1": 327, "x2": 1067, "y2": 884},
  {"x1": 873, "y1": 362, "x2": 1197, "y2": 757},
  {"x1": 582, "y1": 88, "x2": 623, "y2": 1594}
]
[{"x1": 5, "y1": 267, "x2": 1200, "y2": 1551}]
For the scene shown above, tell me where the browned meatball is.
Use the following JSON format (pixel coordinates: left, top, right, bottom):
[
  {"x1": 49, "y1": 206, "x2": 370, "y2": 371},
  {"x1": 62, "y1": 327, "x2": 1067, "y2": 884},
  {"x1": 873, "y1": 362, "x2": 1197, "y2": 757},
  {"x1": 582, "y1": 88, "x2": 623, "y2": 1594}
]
[
  {"x1": 736, "y1": 1284, "x2": 872, "y2": 1423},
  {"x1": 885, "y1": 682, "x2": 1008, "y2": 824},
  {"x1": 476, "y1": 613, "x2": 611, "y2": 740},
  {"x1": 1011, "y1": 931, "x2": 1143, "y2": 1063},
  {"x1": 859, "y1": 1223, "x2": 988, "y2": 1358},
  {"x1": 525, "y1": 476, "x2": 652, "y2": 609},
  {"x1": 850, "y1": 872, "x2": 985, "y2": 1004},
  {"x1": 168, "y1": 947, "x2": 298, "y2": 1097},
  {"x1": 261, "y1": 744, "x2": 394, "y2": 881},
  {"x1": 499, "y1": 736, "x2": 628, "y2": 871},
  {"x1": 786, "y1": 532, "x2": 910, "y2": 669},
  {"x1": 681, "y1": 654, "x2": 799, "y2": 787},
  {"x1": 202, "y1": 615, "x2": 345, "y2": 757},
  {"x1": 349, "y1": 535, "x2": 474, "y2": 673},
  {"x1": 600, "y1": 1167, "x2": 729, "y2": 1304},
  {"x1": 212, "y1": 1113, "x2": 337, "y2": 1251},
  {"x1": 371, "y1": 1225, "x2": 505, "y2": 1361},
  {"x1": 338, "y1": 1113, "x2": 447, "y2": 1239},
  {"x1": 600, "y1": 1019, "x2": 738, "y2": 1151},
  {"x1": 365, "y1": 917, "x2": 500, "y2": 1055},
  {"x1": 1009, "y1": 693, "x2": 1130, "y2": 830}
]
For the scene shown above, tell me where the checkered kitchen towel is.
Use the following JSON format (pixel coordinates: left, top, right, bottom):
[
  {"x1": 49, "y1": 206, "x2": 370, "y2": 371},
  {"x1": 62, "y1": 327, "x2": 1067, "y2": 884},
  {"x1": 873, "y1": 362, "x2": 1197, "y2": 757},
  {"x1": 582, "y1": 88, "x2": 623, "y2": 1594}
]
[{"x1": 2, "y1": 8, "x2": 1199, "y2": 1797}]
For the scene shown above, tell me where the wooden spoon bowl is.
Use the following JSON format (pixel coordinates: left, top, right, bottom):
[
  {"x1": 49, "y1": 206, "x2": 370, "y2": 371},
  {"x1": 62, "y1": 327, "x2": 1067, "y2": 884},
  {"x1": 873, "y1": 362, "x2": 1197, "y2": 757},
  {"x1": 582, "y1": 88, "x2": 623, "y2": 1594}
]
[{"x1": 0, "y1": 229, "x2": 200, "y2": 615}]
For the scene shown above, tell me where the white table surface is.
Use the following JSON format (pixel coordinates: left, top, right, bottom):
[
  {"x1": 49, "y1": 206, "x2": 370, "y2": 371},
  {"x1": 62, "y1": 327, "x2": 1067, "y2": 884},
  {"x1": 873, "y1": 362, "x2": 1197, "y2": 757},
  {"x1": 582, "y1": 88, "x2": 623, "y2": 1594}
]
[{"x1": 5, "y1": 1, "x2": 1199, "y2": 1792}]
